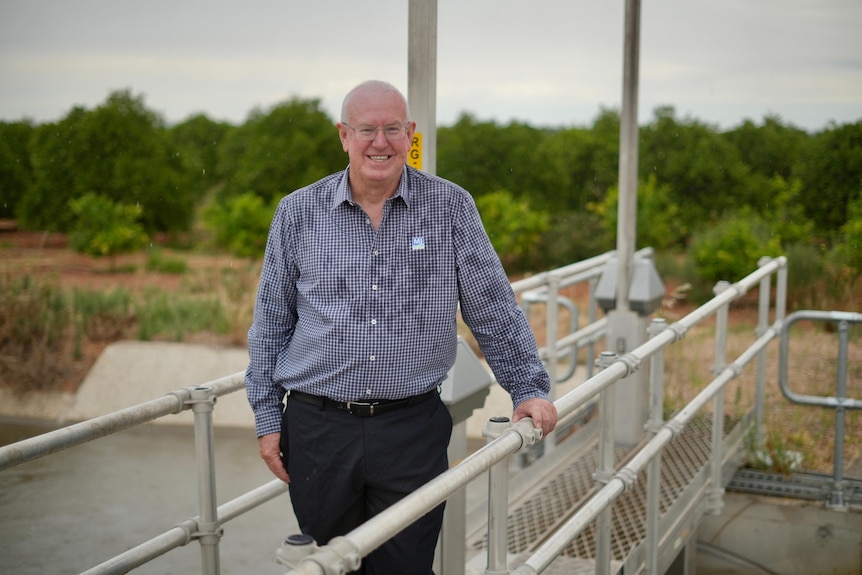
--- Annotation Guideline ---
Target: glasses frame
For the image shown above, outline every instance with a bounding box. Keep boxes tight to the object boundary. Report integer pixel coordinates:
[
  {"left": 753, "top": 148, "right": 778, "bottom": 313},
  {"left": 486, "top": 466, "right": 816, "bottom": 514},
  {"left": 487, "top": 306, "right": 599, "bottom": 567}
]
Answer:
[{"left": 341, "top": 122, "right": 410, "bottom": 142}]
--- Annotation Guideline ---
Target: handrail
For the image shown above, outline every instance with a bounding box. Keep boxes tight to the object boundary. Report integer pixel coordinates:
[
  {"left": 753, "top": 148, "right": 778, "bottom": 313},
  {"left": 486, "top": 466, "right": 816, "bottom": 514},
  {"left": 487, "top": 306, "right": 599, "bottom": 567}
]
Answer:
[
  {"left": 0, "top": 372, "right": 246, "bottom": 471},
  {"left": 778, "top": 309, "right": 862, "bottom": 509},
  {"left": 283, "top": 258, "right": 789, "bottom": 574}
]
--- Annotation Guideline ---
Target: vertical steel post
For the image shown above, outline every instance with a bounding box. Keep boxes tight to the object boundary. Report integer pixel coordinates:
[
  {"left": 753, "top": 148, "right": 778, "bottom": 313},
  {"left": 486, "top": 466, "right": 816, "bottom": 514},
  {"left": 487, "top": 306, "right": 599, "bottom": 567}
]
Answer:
[
  {"left": 615, "top": 0, "right": 641, "bottom": 313},
  {"left": 708, "top": 282, "right": 730, "bottom": 515},
  {"left": 408, "top": 0, "right": 437, "bottom": 175},
  {"left": 189, "top": 386, "right": 221, "bottom": 575},
  {"left": 545, "top": 275, "right": 561, "bottom": 453},
  {"left": 585, "top": 276, "right": 599, "bottom": 379},
  {"left": 484, "top": 417, "right": 512, "bottom": 575},
  {"left": 754, "top": 258, "right": 772, "bottom": 448},
  {"left": 829, "top": 319, "right": 850, "bottom": 509},
  {"left": 645, "top": 318, "right": 666, "bottom": 574},
  {"left": 595, "top": 351, "right": 618, "bottom": 575}
]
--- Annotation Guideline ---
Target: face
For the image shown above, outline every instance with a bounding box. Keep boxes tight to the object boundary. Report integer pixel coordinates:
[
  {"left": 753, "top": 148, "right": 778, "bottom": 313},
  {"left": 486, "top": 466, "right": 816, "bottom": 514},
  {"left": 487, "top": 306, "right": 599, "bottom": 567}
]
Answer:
[{"left": 338, "top": 86, "right": 416, "bottom": 194}]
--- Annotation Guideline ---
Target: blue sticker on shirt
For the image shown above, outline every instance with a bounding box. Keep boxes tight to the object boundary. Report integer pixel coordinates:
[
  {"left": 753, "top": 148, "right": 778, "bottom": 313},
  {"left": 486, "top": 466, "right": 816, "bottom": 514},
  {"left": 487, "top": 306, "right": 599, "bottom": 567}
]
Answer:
[{"left": 411, "top": 237, "right": 425, "bottom": 251}]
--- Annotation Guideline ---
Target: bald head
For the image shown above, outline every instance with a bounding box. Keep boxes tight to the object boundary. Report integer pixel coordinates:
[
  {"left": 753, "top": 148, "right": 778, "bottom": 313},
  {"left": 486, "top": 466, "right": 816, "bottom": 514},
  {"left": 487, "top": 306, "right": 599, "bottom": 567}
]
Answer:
[{"left": 340, "top": 80, "right": 411, "bottom": 125}]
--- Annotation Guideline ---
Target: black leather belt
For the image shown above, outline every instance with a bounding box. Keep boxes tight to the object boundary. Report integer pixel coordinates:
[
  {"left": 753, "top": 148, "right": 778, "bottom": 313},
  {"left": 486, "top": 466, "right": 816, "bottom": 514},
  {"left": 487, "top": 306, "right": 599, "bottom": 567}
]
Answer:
[{"left": 289, "top": 388, "right": 438, "bottom": 417}]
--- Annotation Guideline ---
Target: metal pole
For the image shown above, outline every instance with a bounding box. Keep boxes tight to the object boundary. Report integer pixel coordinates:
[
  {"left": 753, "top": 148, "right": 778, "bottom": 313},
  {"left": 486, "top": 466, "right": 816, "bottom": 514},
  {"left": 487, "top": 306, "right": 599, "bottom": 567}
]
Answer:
[
  {"left": 708, "top": 283, "right": 730, "bottom": 515},
  {"left": 190, "top": 386, "right": 221, "bottom": 575},
  {"left": 595, "top": 351, "right": 618, "bottom": 575},
  {"left": 484, "top": 417, "right": 512, "bottom": 575},
  {"left": 615, "top": 0, "right": 642, "bottom": 312},
  {"left": 755, "top": 258, "right": 772, "bottom": 448},
  {"left": 408, "top": 0, "right": 437, "bottom": 175},
  {"left": 829, "top": 319, "right": 850, "bottom": 509}
]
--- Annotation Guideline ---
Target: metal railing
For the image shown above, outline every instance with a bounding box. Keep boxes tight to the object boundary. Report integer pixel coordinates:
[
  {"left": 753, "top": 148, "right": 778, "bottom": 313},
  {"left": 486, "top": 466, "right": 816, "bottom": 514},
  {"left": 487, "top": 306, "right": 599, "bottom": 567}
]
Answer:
[
  {"left": 8, "top": 252, "right": 853, "bottom": 575},
  {"left": 279, "top": 256, "right": 792, "bottom": 574},
  {"left": 0, "top": 373, "right": 288, "bottom": 574},
  {"left": 778, "top": 309, "right": 862, "bottom": 509}
]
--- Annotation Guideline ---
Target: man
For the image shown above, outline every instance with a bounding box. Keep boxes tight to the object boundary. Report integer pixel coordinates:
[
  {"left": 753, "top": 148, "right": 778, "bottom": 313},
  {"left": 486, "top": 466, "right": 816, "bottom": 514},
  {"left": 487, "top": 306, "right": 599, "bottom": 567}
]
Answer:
[{"left": 246, "top": 79, "right": 557, "bottom": 574}]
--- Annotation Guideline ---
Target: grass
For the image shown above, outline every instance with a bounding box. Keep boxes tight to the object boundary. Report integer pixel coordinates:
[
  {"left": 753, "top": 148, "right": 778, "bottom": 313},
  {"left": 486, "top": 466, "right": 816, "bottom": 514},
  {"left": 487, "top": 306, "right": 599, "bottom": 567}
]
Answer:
[{"left": 661, "top": 314, "right": 861, "bottom": 475}]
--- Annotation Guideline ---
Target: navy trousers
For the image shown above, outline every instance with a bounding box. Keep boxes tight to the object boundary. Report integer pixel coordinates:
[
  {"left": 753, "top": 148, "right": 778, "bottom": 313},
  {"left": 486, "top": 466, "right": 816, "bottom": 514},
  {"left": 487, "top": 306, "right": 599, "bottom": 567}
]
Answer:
[{"left": 281, "top": 393, "right": 452, "bottom": 575}]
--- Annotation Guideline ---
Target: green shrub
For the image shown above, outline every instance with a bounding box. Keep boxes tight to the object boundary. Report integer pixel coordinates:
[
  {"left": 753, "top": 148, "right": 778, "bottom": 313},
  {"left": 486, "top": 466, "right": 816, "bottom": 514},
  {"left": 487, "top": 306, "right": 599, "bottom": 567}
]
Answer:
[
  {"left": 203, "top": 192, "right": 275, "bottom": 258},
  {"left": 476, "top": 189, "right": 550, "bottom": 272},
  {"left": 69, "top": 193, "right": 148, "bottom": 260},
  {"left": 687, "top": 212, "right": 782, "bottom": 300}
]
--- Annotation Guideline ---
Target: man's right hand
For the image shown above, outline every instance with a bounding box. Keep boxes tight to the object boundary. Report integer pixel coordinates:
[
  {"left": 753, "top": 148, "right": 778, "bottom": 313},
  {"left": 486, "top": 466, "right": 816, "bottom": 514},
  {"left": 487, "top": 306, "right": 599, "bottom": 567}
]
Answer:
[{"left": 258, "top": 432, "right": 290, "bottom": 483}]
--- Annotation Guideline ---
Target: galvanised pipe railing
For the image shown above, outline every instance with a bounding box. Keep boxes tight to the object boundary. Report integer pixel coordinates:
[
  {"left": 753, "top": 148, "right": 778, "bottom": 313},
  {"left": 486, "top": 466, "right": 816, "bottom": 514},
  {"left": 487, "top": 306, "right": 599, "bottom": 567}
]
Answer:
[
  {"left": 283, "top": 256, "right": 788, "bottom": 574},
  {"left": 0, "top": 372, "right": 246, "bottom": 470},
  {"left": 779, "top": 309, "right": 862, "bottom": 510}
]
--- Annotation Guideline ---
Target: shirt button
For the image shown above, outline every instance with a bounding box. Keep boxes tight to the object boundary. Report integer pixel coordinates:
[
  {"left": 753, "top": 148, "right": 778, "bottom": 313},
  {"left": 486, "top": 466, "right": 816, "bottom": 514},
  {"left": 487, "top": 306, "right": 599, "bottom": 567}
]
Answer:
[
  {"left": 371, "top": 284, "right": 378, "bottom": 291},
  {"left": 371, "top": 319, "right": 377, "bottom": 325},
  {"left": 366, "top": 389, "right": 372, "bottom": 395},
  {"left": 373, "top": 250, "right": 379, "bottom": 256},
  {"left": 365, "top": 218, "right": 371, "bottom": 225},
  {"left": 369, "top": 355, "right": 376, "bottom": 362}
]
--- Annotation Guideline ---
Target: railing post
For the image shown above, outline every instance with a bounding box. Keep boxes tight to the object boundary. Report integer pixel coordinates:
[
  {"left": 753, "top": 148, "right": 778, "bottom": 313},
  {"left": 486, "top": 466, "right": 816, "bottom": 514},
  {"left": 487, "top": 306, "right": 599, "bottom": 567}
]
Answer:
[
  {"left": 484, "top": 417, "right": 512, "bottom": 575},
  {"left": 708, "top": 281, "right": 730, "bottom": 515},
  {"left": 828, "top": 319, "right": 851, "bottom": 510},
  {"left": 188, "top": 385, "right": 222, "bottom": 575},
  {"left": 645, "top": 318, "right": 666, "bottom": 574},
  {"left": 754, "top": 257, "right": 772, "bottom": 449},
  {"left": 594, "top": 351, "right": 618, "bottom": 575},
  {"left": 585, "top": 275, "right": 600, "bottom": 379},
  {"left": 545, "top": 274, "right": 561, "bottom": 453}
]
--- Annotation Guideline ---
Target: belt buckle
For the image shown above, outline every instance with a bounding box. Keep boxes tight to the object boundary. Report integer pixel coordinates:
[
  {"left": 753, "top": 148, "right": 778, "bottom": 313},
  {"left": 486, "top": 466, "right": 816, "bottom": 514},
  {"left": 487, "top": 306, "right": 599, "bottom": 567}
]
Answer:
[{"left": 346, "top": 401, "right": 376, "bottom": 416}]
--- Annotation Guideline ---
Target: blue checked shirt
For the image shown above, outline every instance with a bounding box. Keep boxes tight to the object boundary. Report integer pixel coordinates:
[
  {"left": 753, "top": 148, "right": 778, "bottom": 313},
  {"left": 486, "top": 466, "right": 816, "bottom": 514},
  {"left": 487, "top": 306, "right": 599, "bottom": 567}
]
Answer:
[{"left": 245, "top": 165, "right": 551, "bottom": 437}]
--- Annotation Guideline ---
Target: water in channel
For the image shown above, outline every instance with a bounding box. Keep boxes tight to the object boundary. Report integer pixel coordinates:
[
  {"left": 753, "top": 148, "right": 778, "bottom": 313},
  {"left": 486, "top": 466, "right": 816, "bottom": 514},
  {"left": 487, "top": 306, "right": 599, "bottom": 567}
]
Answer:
[{"left": 0, "top": 420, "right": 297, "bottom": 575}]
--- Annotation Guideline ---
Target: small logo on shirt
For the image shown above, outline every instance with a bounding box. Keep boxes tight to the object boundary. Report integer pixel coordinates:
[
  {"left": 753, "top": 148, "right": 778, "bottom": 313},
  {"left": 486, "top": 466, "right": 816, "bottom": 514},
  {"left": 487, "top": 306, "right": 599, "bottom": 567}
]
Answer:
[{"left": 411, "top": 237, "right": 426, "bottom": 251}]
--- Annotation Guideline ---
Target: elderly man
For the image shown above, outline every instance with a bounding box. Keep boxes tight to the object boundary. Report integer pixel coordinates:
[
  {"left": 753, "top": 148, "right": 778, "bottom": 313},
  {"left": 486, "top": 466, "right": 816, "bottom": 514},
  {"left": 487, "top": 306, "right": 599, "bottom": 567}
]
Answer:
[{"left": 246, "top": 79, "right": 557, "bottom": 574}]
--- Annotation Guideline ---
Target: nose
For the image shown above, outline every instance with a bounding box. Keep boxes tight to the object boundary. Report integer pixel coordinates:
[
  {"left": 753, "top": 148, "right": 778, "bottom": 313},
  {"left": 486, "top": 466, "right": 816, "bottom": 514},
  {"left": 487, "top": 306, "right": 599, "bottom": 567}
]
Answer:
[{"left": 371, "top": 128, "right": 389, "bottom": 145}]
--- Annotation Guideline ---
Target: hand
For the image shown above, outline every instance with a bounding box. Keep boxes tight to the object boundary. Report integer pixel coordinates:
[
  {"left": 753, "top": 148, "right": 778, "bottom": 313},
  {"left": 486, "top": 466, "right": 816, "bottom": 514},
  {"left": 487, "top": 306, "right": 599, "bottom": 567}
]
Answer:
[
  {"left": 513, "top": 398, "right": 558, "bottom": 438},
  {"left": 258, "top": 432, "right": 290, "bottom": 483}
]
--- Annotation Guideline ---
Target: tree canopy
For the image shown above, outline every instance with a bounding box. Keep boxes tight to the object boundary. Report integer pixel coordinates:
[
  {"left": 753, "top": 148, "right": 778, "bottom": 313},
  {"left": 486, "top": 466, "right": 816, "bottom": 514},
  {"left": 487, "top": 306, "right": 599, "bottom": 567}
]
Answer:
[{"left": 1, "top": 89, "right": 859, "bottom": 285}]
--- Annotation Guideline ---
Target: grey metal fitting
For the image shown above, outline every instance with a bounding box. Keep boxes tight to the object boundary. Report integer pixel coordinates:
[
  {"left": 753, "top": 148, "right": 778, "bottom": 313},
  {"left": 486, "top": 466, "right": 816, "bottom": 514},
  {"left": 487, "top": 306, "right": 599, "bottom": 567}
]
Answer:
[
  {"left": 713, "top": 280, "right": 731, "bottom": 296},
  {"left": 276, "top": 534, "right": 319, "bottom": 569},
  {"left": 592, "top": 469, "right": 614, "bottom": 485},
  {"left": 665, "top": 419, "right": 685, "bottom": 439},
  {"left": 482, "top": 416, "right": 511, "bottom": 440},
  {"left": 187, "top": 385, "right": 218, "bottom": 412},
  {"left": 647, "top": 317, "right": 667, "bottom": 336},
  {"left": 325, "top": 536, "right": 362, "bottom": 573},
  {"left": 666, "top": 321, "right": 688, "bottom": 343},
  {"left": 596, "top": 350, "right": 617, "bottom": 370},
  {"left": 165, "top": 388, "right": 194, "bottom": 414},
  {"left": 513, "top": 418, "right": 544, "bottom": 449},
  {"left": 618, "top": 352, "right": 641, "bottom": 376},
  {"left": 616, "top": 467, "right": 638, "bottom": 491}
]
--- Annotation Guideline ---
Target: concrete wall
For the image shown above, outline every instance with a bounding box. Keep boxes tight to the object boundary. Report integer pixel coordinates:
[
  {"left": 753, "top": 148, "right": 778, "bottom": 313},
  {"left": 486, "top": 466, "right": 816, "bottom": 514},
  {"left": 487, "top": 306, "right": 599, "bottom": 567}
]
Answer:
[{"left": 696, "top": 492, "right": 862, "bottom": 574}]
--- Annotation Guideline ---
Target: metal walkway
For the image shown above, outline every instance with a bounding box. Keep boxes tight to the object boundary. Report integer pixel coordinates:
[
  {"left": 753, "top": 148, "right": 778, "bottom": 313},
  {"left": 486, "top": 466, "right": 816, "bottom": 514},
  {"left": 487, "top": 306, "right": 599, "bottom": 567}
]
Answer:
[{"left": 465, "top": 413, "right": 747, "bottom": 573}]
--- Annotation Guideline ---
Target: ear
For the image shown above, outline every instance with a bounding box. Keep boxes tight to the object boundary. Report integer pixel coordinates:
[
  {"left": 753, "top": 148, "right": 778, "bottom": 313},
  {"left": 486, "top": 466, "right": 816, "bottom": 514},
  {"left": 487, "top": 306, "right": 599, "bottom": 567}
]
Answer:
[{"left": 337, "top": 123, "right": 349, "bottom": 152}]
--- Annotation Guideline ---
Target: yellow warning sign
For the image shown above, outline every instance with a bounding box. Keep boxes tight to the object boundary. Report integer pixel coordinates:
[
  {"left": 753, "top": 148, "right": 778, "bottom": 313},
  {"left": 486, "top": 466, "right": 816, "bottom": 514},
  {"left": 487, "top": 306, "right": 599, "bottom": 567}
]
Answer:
[{"left": 408, "top": 132, "right": 422, "bottom": 170}]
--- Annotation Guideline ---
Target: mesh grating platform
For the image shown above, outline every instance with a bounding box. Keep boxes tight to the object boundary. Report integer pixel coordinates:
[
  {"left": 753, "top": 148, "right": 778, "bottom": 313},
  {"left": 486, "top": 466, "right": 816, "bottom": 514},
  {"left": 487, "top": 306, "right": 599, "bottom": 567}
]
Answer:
[{"left": 469, "top": 415, "right": 735, "bottom": 564}]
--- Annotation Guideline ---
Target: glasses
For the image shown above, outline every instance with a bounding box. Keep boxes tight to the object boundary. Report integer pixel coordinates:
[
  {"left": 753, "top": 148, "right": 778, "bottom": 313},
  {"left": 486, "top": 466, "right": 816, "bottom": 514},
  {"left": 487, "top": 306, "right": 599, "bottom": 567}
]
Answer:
[{"left": 342, "top": 123, "right": 409, "bottom": 141}]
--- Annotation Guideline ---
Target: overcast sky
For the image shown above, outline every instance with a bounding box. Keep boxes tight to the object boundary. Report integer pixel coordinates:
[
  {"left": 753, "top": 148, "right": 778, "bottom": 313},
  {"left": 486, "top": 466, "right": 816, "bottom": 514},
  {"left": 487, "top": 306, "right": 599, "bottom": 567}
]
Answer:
[{"left": 1, "top": 0, "right": 860, "bottom": 132}]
